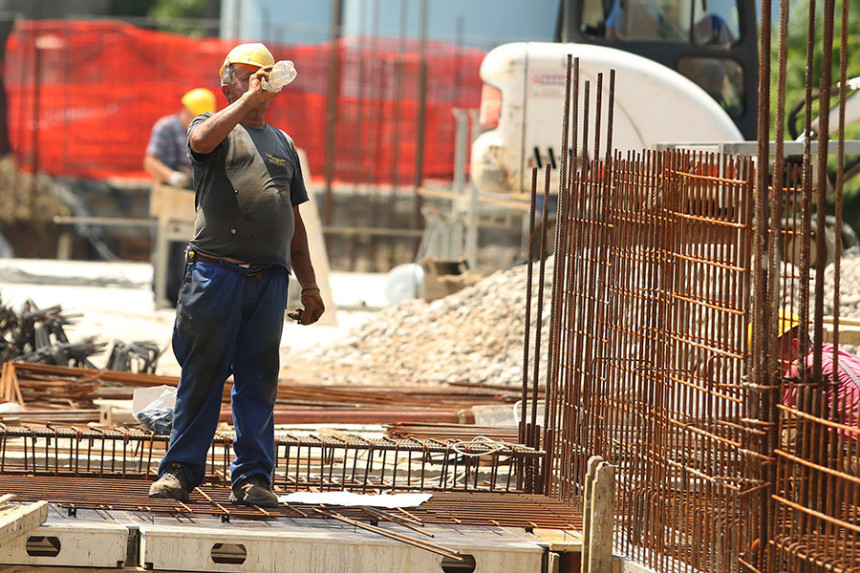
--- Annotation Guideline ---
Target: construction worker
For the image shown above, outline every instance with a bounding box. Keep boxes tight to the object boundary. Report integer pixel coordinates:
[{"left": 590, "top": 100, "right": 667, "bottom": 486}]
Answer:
[
  {"left": 144, "top": 88, "right": 217, "bottom": 307},
  {"left": 148, "top": 43, "right": 325, "bottom": 507},
  {"left": 758, "top": 311, "right": 859, "bottom": 472},
  {"left": 144, "top": 88, "right": 216, "bottom": 188}
]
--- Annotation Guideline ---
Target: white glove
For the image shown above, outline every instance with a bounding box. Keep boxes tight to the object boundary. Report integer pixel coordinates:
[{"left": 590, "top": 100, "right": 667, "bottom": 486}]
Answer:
[{"left": 167, "top": 171, "right": 190, "bottom": 188}]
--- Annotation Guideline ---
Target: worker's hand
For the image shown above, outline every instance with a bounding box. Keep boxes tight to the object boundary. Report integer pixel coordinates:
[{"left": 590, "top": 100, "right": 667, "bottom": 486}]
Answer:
[
  {"left": 167, "top": 171, "right": 190, "bottom": 188},
  {"left": 298, "top": 284, "right": 325, "bottom": 325},
  {"left": 248, "top": 68, "right": 280, "bottom": 102}
]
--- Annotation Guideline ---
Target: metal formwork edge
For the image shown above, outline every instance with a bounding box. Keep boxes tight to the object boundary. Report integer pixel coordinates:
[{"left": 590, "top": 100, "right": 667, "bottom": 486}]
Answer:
[
  {"left": 0, "top": 521, "right": 129, "bottom": 568},
  {"left": 138, "top": 523, "right": 546, "bottom": 573}
]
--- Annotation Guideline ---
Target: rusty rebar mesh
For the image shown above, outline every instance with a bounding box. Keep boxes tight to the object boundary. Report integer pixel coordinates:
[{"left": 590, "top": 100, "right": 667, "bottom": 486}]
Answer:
[
  {"left": 540, "top": 147, "right": 762, "bottom": 570},
  {"left": 0, "top": 423, "right": 542, "bottom": 495},
  {"left": 771, "top": 403, "right": 860, "bottom": 571},
  {"left": 525, "top": 0, "right": 859, "bottom": 569},
  {"left": 770, "top": 274, "right": 860, "bottom": 573},
  {"left": 537, "top": 142, "right": 859, "bottom": 572},
  {"left": 766, "top": 163, "right": 860, "bottom": 571},
  {"left": 758, "top": 0, "right": 860, "bottom": 570},
  {"left": 0, "top": 474, "right": 581, "bottom": 529}
]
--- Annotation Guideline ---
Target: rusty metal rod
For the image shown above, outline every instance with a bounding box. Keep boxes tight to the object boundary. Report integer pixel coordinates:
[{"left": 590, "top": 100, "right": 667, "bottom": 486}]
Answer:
[{"left": 313, "top": 507, "right": 463, "bottom": 560}]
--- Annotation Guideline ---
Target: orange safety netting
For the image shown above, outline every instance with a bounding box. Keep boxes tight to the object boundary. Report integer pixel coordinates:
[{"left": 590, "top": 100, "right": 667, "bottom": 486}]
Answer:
[{"left": 3, "top": 20, "right": 485, "bottom": 183}]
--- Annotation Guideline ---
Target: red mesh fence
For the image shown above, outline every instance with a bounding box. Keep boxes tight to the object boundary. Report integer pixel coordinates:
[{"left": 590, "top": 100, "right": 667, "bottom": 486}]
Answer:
[{"left": 3, "top": 20, "right": 485, "bottom": 184}]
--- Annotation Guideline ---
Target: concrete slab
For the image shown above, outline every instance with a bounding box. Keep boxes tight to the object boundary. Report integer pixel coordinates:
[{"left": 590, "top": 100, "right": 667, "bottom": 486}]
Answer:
[
  {"left": 139, "top": 521, "right": 544, "bottom": 572},
  {"left": 0, "top": 507, "right": 551, "bottom": 573}
]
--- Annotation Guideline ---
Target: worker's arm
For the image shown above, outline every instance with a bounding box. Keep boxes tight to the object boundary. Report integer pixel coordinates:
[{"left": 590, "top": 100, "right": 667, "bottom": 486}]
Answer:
[
  {"left": 290, "top": 205, "right": 324, "bottom": 325},
  {"left": 189, "top": 69, "right": 276, "bottom": 155},
  {"left": 144, "top": 154, "right": 189, "bottom": 187},
  {"left": 143, "top": 154, "right": 172, "bottom": 183}
]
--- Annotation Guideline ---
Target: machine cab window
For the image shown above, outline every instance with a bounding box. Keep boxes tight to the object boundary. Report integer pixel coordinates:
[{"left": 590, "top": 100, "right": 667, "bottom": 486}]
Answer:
[
  {"left": 581, "top": 0, "right": 740, "bottom": 44},
  {"left": 578, "top": 0, "right": 749, "bottom": 125}
]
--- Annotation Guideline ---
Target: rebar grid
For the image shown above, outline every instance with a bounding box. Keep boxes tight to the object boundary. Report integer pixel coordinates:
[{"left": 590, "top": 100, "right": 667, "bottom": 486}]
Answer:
[
  {"left": 0, "top": 423, "right": 542, "bottom": 495},
  {"left": 764, "top": 157, "right": 860, "bottom": 571},
  {"left": 527, "top": 0, "right": 859, "bottom": 567},
  {"left": 757, "top": 0, "right": 860, "bottom": 572},
  {"left": 0, "top": 473, "right": 581, "bottom": 529},
  {"left": 538, "top": 143, "right": 760, "bottom": 571},
  {"left": 535, "top": 141, "right": 859, "bottom": 573}
]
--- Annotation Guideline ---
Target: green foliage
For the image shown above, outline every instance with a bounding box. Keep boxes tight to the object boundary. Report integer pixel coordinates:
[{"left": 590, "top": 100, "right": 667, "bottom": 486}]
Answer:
[
  {"left": 148, "top": 0, "right": 209, "bottom": 20},
  {"left": 106, "top": 0, "right": 212, "bottom": 36},
  {"left": 770, "top": 0, "right": 860, "bottom": 231},
  {"left": 771, "top": 0, "right": 860, "bottom": 135},
  {"left": 147, "top": 0, "right": 211, "bottom": 37}
]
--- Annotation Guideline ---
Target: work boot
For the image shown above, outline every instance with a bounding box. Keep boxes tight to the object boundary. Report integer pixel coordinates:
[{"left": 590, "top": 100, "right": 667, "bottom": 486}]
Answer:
[
  {"left": 148, "top": 463, "right": 189, "bottom": 502},
  {"left": 229, "top": 475, "right": 278, "bottom": 508}
]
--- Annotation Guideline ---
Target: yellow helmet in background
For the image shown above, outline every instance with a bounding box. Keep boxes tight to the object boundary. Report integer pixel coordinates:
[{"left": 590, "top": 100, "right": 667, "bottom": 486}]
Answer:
[
  {"left": 219, "top": 42, "right": 275, "bottom": 78},
  {"left": 181, "top": 88, "right": 216, "bottom": 116},
  {"left": 747, "top": 309, "right": 802, "bottom": 350},
  {"left": 777, "top": 310, "right": 802, "bottom": 338}
]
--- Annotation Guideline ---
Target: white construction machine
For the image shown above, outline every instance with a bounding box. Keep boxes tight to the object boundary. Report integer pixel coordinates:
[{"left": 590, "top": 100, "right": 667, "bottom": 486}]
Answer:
[
  {"left": 409, "top": 0, "right": 860, "bottom": 299},
  {"left": 471, "top": 0, "right": 758, "bottom": 198},
  {"left": 465, "top": 0, "right": 860, "bottom": 264}
]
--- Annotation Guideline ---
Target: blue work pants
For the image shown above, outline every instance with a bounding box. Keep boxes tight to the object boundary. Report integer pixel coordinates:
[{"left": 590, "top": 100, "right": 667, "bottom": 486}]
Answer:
[{"left": 157, "top": 255, "right": 288, "bottom": 488}]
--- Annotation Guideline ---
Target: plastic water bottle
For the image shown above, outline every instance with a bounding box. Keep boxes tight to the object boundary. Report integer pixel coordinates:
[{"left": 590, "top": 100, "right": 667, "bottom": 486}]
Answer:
[{"left": 262, "top": 60, "right": 297, "bottom": 92}]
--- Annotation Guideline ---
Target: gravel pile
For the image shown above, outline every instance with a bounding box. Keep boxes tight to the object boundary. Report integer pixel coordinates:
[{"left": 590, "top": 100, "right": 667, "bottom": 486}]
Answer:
[
  {"left": 290, "top": 248, "right": 860, "bottom": 387},
  {"left": 824, "top": 248, "right": 860, "bottom": 317},
  {"left": 777, "top": 247, "right": 860, "bottom": 320},
  {"left": 294, "top": 259, "right": 556, "bottom": 387}
]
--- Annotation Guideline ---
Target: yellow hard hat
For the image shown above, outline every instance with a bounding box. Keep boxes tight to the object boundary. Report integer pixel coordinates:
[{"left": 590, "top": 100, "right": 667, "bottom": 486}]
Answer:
[
  {"left": 219, "top": 42, "right": 275, "bottom": 78},
  {"left": 181, "top": 88, "right": 216, "bottom": 116},
  {"left": 777, "top": 310, "right": 801, "bottom": 338},
  {"left": 747, "top": 309, "right": 801, "bottom": 350}
]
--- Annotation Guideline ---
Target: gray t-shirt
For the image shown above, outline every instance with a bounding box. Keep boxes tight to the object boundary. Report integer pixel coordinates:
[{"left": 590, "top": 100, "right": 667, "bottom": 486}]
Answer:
[{"left": 187, "top": 113, "right": 308, "bottom": 271}]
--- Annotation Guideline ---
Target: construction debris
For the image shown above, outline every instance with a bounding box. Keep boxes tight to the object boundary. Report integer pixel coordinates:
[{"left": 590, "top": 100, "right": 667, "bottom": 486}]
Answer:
[
  {"left": 0, "top": 296, "right": 162, "bottom": 374},
  {"left": 286, "top": 245, "right": 860, "bottom": 390},
  {"left": 823, "top": 248, "right": 860, "bottom": 349},
  {"left": 0, "top": 362, "right": 529, "bottom": 426},
  {"left": 0, "top": 421, "right": 543, "bottom": 495}
]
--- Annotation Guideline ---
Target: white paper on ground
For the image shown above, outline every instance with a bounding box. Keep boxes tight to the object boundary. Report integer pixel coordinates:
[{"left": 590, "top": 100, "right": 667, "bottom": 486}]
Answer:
[{"left": 278, "top": 491, "right": 432, "bottom": 508}]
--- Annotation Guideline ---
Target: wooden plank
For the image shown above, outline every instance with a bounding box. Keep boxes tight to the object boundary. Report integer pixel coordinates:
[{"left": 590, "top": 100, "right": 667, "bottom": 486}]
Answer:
[
  {"left": 13, "top": 363, "right": 23, "bottom": 406},
  {"left": 0, "top": 501, "right": 48, "bottom": 547},
  {"left": 296, "top": 149, "right": 337, "bottom": 325},
  {"left": 149, "top": 182, "right": 195, "bottom": 220},
  {"left": 0, "top": 362, "right": 9, "bottom": 403},
  {"left": 823, "top": 325, "right": 860, "bottom": 345},
  {"left": 0, "top": 362, "right": 24, "bottom": 406},
  {"left": 582, "top": 457, "right": 615, "bottom": 573},
  {"left": 824, "top": 316, "right": 860, "bottom": 326}
]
